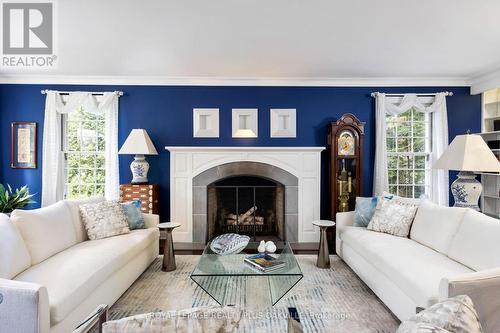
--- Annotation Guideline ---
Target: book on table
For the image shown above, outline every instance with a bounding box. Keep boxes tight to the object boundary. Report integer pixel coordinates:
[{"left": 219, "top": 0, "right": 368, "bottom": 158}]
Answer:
[{"left": 244, "top": 253, "right": 285, "bottom": 272}]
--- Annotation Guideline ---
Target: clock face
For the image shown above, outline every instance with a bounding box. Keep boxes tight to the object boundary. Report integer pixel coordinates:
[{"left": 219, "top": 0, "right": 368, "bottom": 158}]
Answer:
[{"left": 338, "top": 130, "right": 355, "bottom": 156}]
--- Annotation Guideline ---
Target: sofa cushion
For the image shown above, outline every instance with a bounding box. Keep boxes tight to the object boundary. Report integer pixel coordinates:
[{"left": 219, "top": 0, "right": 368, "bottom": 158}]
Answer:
[
  {"left": 80, "top": 201, "right": 130, "bottom": 240},
  {"left": 354, "top": 197, "right": 378, "bottom": 227},
  {"left": 0, "top": 214, "right": 31, "bottom": 279},
  {"left": 64, "top": 196, "right": 105, "bottom": 242},
  {"left": 410, "top": 201, "right": 467, "bottom": 255},
  {"left": 11, "top": 201, "right": 78, "bottom": 265},
  {"left": 339, "top": 227, "right": 472, "bottom": 307},
  {"left": 448, "top": 209, "right": 500, "bottom": 271},
  {"left": 120, "top": 200, "right": 145, "bottom": 230},
  {"left": 14, "top": 227, "right": 159, "bottom": 325},
  {"left": 367, "top": 196, "right": 418, "bottom": 237}
]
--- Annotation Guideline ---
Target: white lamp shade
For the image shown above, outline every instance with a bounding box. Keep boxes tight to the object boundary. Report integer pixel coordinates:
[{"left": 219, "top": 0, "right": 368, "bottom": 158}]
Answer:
[
  {"left": 433, "top": 134, "right": 500, "bottom": 172},
  {"left": 119, "top": 129, "right": 158, "bottom": 155}
]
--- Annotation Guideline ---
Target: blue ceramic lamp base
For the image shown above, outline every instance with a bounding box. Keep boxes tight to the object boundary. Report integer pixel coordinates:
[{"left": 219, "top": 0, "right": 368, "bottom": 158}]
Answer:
[
  {"left": 131, "top": 154, "right": 150, "bottom": 184},
  {"left": 451, "top": 171, "right": 481, "bottom": 211}
]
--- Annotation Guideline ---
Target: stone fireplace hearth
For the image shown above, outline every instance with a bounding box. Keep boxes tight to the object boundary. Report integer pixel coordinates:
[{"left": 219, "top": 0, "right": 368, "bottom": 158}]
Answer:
[{"left": 165, "top": 146, "right": 324, "bottom": 244}]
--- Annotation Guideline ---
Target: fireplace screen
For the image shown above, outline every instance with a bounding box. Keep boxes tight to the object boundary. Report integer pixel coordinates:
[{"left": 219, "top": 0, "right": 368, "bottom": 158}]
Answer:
[{"left": 207, "top": 176, "right": 285, "bottom": 242}]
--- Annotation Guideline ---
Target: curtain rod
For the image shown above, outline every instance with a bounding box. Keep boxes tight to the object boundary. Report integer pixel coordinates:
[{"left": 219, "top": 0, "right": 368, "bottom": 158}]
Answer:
[
  {"left": 370, "top": 92, "right": 453, "bottom": 97},
  {"left": 40, "top": 89, "right": 124, "bottom": 96}
]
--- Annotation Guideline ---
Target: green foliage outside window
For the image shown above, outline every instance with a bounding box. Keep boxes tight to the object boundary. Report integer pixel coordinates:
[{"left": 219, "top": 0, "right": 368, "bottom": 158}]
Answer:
[
  {"left": 64, "top": 108, "right": 106, "bottom": 199},
  {"left": 386, "top": 108, "right": 431, "bottom": 198}
]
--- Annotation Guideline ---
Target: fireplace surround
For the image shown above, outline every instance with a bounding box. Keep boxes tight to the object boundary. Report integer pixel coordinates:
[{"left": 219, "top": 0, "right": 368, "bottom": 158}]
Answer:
[
  {"left": 166, "top": 146, "right": 324, "bottom": 243},
  {"left": 198, "top": 164, "right": 292, "bottom": 242},
  {"left": 207, "top": 175, "right": 285, "bottom": 241}
]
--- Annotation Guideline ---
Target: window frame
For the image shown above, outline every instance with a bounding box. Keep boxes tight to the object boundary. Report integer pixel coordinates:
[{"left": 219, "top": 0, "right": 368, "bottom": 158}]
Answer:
[
  {"left": 386, "top": 97, "right": 434, "bottom": 199},
  {"left": 61, "top": 96, "right": 106, "bottom": 200}
]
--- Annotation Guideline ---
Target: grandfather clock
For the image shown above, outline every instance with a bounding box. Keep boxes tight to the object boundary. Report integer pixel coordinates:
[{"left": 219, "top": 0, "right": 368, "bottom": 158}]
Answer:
[{"left": 328, "top": 114, "right": 365, "bottom": 249}]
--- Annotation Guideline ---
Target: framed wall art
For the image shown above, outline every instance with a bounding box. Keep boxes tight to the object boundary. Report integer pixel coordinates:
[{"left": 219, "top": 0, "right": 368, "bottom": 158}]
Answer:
[{"left": 11, "top": 122, "right": 37, "bottom": 169}]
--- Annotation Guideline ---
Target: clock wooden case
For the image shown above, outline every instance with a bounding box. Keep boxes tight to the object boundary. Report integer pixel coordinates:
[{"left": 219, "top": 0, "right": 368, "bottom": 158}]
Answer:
[{"left": 328, "top": 113, "right": 365, "bottom": 226}]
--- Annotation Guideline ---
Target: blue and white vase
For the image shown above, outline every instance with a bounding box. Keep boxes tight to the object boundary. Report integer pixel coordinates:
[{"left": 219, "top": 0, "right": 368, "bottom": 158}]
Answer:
[
  {"left": 451, "top": 171, "right": 481, "bottom": 211},
  {"left": 131, "top": 154, "right": 150, "bottom": 184}
]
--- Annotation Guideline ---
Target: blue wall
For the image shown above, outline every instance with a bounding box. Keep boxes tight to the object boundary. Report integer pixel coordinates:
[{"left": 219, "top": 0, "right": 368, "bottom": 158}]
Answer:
[{"left": 0, "top": 84, "right": 481, "bottom": 219}]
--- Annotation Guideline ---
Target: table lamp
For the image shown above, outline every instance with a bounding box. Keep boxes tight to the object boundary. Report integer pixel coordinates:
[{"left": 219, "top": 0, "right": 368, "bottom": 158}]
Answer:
[
  {"left": 433, "top": 133, "right": 500, "bottom": 210},
  {"left": 119, "top": 129, "right": 158, "bottom": 184}
]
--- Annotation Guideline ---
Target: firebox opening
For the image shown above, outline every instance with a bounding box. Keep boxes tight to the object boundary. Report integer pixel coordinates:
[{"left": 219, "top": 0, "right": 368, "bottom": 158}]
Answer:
[{"left": 207, "top": 175, "right": 285, "bottom": 242}]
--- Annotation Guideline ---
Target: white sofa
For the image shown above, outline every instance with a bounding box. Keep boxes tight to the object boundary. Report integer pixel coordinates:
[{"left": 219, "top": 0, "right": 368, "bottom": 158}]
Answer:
[
  {"left": 0, "top": 199, "right": 160, "bottom": 333},
  {"left": 336, "top": 200, "right": 500, "bottom": 333}
]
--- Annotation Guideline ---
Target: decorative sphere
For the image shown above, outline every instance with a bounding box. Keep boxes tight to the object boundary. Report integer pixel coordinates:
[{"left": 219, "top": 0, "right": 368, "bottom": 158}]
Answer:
[
  {"left": 265, "top": 241, "right": 277, "bottom": 253},
  {"left": 257, "top": 240, "right": 266, "bottom": 253}
]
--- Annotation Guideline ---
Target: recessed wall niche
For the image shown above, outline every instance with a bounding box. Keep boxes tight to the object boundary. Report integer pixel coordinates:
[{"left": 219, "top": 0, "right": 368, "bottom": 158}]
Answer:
[
  {"left": 232, "top": 108, "right": 258, "bottom": 138},
  {"left": 193, "top": 108, "right": 219, "bottom": 138},
  {"left": 270, "top": 108, "right": 296, "bottom": 138}
]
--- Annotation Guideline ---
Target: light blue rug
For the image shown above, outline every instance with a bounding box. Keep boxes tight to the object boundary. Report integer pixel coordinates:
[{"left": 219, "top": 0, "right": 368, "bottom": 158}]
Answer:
[{"left": 110, "top": 255, "right": 399, "bottom": 332}]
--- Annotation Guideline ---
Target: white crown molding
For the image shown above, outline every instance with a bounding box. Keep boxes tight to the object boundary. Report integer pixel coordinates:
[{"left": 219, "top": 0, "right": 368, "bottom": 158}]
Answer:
[
  {"left": 165, "top": 146, "right": 326, "bottom": 151},
  {"left": 0, "top": 74, "right": 470, "bottom": 87},
  {"left": 468, "top": 68, "right": 500, "bottom": 95}
]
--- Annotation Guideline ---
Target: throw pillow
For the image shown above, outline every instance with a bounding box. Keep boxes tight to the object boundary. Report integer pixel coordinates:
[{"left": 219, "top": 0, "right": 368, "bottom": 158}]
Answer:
[
  {"left": 382, "top": 191, "right": 422, "bottom": 206},
  {"left": 396, "top": 295, "right": 483, "bottom": 333},
  {"left": 80, "top": 201, "right": 130, "bottom": 240},
  {"left": 64, "top": 196, "right": 105, "bottom": 242},
  {"left": 120, "top": 200, "right": 145, "bottom": 230},
  {"left": 354, "top": 197, "right": 378, "bottom": 227},
  {"left": 367, "top": 195, "right": 419, "bottom": 237}
]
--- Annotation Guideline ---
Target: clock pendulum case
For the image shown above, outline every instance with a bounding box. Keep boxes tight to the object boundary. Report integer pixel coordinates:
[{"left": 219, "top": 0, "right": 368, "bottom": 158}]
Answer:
[{"left": 327, "top": 113, "right": 365, "bottom": 251}]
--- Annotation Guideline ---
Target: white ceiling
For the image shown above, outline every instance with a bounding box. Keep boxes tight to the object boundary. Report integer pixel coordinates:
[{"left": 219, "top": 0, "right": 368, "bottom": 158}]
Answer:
[{"left": 2, "top": 0, "right": 500, "bottom": 92}]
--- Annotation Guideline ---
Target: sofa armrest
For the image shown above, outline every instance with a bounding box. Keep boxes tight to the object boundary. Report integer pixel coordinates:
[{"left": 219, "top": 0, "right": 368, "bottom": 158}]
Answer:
[
  {"left": 336, "top": 211, "right": 355, "bottom": 228},
  {"left": 439, "top": 268, "right": 500, "bottom": 333},
  {"left": 0, "top": 278, "right": 50, "bottom": 333},
  {"left": 335, "top": 211, "right": 355, "bottom": 257},
  {"left": 143, "top": 213, "right": 160, "bottom": 228}
]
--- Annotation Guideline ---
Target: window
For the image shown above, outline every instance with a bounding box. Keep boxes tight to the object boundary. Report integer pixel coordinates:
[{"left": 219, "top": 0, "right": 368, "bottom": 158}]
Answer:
[
  {"left": 386, "top": 107, "right": 432, "bottom": 198},
  {"left": 62, "top": 107, "right": 106, "bottom": 199}
]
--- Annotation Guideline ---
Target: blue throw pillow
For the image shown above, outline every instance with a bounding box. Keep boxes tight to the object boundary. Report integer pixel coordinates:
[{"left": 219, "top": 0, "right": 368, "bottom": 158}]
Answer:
[
  {"left": 354, "top": 197, "right": 378, "bottom": 227},
  {"left": 120, "top": 200, "right": 145, "bottom": 230}
]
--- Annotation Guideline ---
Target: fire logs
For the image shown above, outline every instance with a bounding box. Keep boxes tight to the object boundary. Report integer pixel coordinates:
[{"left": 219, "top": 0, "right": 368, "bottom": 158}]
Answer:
[{"left": 226, "top": 206, "right": 264, "bottom": 225}]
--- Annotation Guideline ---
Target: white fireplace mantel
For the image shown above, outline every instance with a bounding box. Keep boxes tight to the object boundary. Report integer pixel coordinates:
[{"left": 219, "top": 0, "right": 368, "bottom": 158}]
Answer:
[{"left": 165, "top": 146, "right": 325, "bottom": 243}]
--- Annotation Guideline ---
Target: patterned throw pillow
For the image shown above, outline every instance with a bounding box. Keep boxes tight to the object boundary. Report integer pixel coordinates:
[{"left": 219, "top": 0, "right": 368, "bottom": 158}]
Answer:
[
  {"left": 354, "top": 197, "right": 378, "bottom": 227},
  {"left": 80, "top": 201, "right": 130, "bottom": 240},
  {"left": 367, "top": 196, "right": 418, "bottom": 237},
  {"left": 120, "top": 200, "right": 145, "bottom": 230},
  {"left": 396, "top": 295, "right": 483, "bottom": 333}
]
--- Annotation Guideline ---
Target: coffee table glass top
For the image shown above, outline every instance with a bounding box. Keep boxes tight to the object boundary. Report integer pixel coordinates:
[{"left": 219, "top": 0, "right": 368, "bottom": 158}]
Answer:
[{"left": 191, "top": 241, "right": 303, "bottom": 307}]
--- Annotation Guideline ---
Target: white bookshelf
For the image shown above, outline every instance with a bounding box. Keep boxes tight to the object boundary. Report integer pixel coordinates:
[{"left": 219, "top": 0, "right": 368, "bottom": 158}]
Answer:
[{"left": 480, "top": 88, "right": 500, "bottom": 218}]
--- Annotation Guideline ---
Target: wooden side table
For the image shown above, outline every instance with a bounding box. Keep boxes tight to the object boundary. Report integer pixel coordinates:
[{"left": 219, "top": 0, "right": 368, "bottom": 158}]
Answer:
[
  {"left": 119, "top": 184, "right": 159, "bottom": 214},
  {"left": 158, "top": 222, "right": 181, "bottom": 272},
  {"left": 312, "top": 220, "right": 336, "bottom": 269}
]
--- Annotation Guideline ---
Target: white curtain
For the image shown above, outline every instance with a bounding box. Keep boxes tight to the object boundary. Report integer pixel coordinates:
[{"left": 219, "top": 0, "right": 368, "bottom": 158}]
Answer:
[
  {"left": 373, "top": 93, "right": 449, "bottom": 206},
  {"left": 41, "top": 91, "right": 120, "bottom": 206}
]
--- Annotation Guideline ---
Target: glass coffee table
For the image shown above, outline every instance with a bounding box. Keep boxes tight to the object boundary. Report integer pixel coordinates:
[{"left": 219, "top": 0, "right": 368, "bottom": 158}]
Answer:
[{"left": 191, "top": 242, "right": 303, "bottom": 309}]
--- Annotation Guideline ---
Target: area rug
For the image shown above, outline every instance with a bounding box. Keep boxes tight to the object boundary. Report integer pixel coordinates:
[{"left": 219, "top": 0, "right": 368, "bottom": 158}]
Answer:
[{"left": 110, "top": 255, "right": 400, "bottom": 333}]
